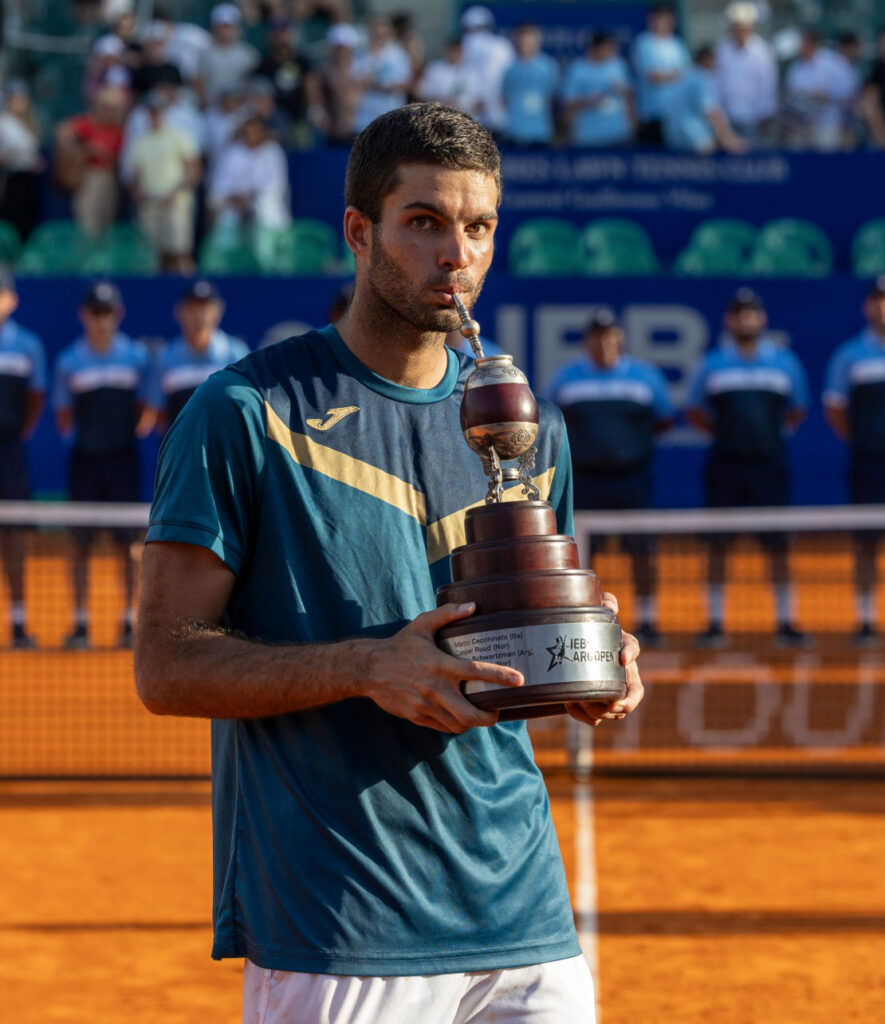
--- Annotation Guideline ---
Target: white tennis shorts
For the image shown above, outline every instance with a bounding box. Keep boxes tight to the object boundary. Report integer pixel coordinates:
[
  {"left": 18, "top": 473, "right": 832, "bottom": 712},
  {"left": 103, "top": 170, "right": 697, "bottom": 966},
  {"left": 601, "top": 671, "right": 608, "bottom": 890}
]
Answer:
[{"left": 242, "top": 954, "right": 595, "bottom": 1024}]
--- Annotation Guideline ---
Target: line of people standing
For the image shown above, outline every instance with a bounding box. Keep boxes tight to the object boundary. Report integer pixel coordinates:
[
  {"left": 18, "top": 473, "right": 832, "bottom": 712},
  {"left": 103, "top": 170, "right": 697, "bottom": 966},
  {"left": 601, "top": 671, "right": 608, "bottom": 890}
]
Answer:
[
  {"left": 547, "top": 282, "right": 885, "bottom": 648},
  {"left": 0, "top": 276, "right": 247, "bottom": 650}
]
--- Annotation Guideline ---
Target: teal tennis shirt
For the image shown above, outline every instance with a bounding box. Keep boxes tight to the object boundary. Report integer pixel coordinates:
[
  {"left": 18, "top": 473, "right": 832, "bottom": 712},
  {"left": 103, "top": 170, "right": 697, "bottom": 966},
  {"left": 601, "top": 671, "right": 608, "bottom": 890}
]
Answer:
[{"left": 146, "top": 325, "right": 581, "bottom": 975}]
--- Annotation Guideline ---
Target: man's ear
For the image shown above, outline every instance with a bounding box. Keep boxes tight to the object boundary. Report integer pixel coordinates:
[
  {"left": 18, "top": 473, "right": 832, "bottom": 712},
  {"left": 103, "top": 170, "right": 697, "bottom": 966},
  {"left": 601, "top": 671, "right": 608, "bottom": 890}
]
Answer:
[{"left": 343, "top": 206, "right": 372, "bottom": 259}]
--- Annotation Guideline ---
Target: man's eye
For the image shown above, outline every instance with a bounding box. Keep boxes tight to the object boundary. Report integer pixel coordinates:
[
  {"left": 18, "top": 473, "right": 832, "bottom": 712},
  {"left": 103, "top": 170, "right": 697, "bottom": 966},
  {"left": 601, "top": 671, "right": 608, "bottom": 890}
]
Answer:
[
  {"left": 411, "top": 217, "right": 434, "bottom": 229},
  {"left": 467, "top": 223, "right": 489, "bottom": 236}
]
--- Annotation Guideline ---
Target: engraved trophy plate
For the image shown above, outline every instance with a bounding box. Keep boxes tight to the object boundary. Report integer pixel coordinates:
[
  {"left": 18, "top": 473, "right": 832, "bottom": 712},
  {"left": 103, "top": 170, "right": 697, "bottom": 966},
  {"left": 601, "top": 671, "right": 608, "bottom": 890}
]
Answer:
[{"left": 434, "top": 297, "right": 626, "bottom": 720}]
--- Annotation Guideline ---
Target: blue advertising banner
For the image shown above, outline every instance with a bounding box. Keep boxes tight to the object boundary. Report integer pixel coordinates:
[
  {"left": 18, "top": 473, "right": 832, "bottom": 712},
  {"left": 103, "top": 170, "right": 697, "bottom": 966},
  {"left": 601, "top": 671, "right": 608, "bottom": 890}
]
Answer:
[
  {"left": 15, "top": 274, "right": 873, "bottom": 509},
  {"left": 287, "top": 149, "right": 885, "bottom": 271}
]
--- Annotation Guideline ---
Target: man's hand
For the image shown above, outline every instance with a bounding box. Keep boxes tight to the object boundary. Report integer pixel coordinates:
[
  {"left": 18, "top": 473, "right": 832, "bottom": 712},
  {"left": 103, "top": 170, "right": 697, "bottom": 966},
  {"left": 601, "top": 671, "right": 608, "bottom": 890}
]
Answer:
[
  {"left": 360, "top": 602, "right": 524, "bottom": 735},
  {"left": 564, "top": 591, "right": 644, "bottom": 727}
]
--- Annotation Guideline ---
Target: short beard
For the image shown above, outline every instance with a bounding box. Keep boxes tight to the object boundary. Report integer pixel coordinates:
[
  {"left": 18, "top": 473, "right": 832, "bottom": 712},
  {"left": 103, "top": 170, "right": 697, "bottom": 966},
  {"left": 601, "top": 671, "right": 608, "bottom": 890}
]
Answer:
[{"left": 366, "top": 225, "right": 487, "bottom": 334}]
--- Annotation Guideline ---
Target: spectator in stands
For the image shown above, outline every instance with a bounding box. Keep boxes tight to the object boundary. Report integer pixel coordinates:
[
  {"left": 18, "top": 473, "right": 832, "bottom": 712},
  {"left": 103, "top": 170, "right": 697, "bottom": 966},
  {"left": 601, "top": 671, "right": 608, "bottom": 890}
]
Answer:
[
  {"left": 391, "top": 11, "right": 426, "bottom": 100},
  {"left": 631, "top": 2, "right": 689, "bottom": 145},
  {"left": 148, "top": 10, "right": 211, "bottom": 85},
  {"left": 686, "top": 289, "right": 810, "bottom": 649},
  {"left": 242, "top": 77, "right": 287, "bottom": 141},
  {"left": 84, "top": 33, "right": 134, "bottom": 105},
  {"left": 0, "top": 80, "right": 44, "bottom": 241},
  {"left": 53, "top": 281, "right": 154, "bottom": 650},
  {"left": 663, "top": 46, "right": 748, "bottom": 154},
  {"left": 500, "top": 22, "right": 558, "bottom": 146},
  {"left": 0, "top": 271, "right": 46, "bottom": 650},
  {"left": 783, "top": 28, "right": 858, "bottom": 150},
  {"left": 862, "top": 29, "right": 885, "bottom": 147},
  {"left": 560, "top": 31, "right": 634, "bottom": 148},
  {"left": 548, "top": 308, "right": 673, "bottom": 646},
  {"left": 54, "top": 86, "right": 127, "bottom": 237},
  {"left": 255, "top": 16, "right": 315, "bottom": 144},
  {"left": 131, "top": 22, "right": 184, "bottom": 99},
  {"left": 125, "top": 90, "right": 201, "bottom": 273},
  {"left": 310, "top": 23, "right": 360, "bottom": 145},
  {"left": 458, "top": 5, "right": 515, "bottom": 132},
  {"left": 822, "top": 278, "right": 885, "bottom": 645},
  {"left": 834, "top": 33, "right": 864, "bottom": 148},
  {"left": 196, "top": 4, "right": 260, "bottom": 107},
  {"left": 714, "top": 2, "right": 777, "bottom": 144},
  {"left": 351, "top": 15, "right": 411, "bottom": 133},
  {"left": 121, "top": 77, "right": 205, "bottom": 177},
  {"left": 204, "top": 86, "right": 247, "bottom": 167},
  {"left": 415, "top": 38, "right": 480, "bottom": 114},
  {"left": 151, "top": 280, "right": 249, "bottom": 431},
  {"left": 208, "top": 113, "right": 291, "bottom": 236}
]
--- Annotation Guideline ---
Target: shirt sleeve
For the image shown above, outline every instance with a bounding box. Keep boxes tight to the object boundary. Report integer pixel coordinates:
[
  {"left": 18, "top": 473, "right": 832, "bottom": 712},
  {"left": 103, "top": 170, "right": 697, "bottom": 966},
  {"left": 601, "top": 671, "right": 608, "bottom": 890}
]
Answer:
[
  {"left": 52, "top": 351, "right": 71, "bottom": 411},
  {"left": 27, "top": 332, "right": 47, "bottom": 392},
  {"left": 146, "top": 348, "right": 165, "bottom": 410},
  {"left": 823, "top": 343, "right": 851, "bottom": 408},
  {"left": 648, "top": 365, "right": 674, "bottom": 421},
  {"left": 685, "top": 357, "right": 710, "bottom": 411},
  {"left": 146, "top": 368, "right": 267, "bottom": 575},
  {"left": 784, "top": 351, "right": 809, "bottom": 411}
]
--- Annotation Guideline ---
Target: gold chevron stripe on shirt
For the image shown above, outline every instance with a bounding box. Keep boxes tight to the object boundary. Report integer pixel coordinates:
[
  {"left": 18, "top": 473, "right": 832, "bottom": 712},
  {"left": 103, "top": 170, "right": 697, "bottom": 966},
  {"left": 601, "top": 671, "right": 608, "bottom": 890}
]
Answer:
[
  {"left": 265, "top": 401, "right": 555, "bottom": 564},
  {"left": 266, "top": 402, "right": 427, "bottom": 522}
]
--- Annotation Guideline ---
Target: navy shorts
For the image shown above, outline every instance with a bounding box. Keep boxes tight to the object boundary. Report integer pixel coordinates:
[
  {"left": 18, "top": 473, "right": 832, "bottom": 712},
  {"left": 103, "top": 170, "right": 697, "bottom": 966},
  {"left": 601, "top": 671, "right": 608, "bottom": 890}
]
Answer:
[
  {"left": 0, "top": 439, "right": 30, "bottom": 501},
  {"left": 574, "top": 465, "right": 655, "bottom": 554},
  {"left": 69, "top": 449, "right": 140, "bottom": 546},
  {"left": 705, "top": 453, "right": 789, "bottom": 550}
]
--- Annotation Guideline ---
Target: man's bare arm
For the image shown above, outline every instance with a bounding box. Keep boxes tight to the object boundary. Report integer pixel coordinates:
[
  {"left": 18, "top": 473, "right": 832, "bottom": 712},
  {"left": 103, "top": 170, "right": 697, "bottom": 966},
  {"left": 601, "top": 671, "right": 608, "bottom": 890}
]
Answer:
[
  {"left": 824, "top": 403, "right": 849, "bottom": 441},
  {"left": 134, "top": 541, "right": 524, "bottom": 733}
]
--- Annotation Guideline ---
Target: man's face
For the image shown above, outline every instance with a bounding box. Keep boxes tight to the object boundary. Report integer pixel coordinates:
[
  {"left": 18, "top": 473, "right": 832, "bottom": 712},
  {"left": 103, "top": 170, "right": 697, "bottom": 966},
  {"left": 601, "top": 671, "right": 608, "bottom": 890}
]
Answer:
[
  {"left": 363, "top": 164, "right": 499, "bottom": 334},
  {"left": 585, "top": 326, "right": 622, "bottom": 367},
  {"left": 649, "top": 11, "right": 674, "bottom": 35},
  {"left": 515, "top": 27, "right": 541, "bottom": 59},
  {"left": 865, "top": 294, "right": 885, "bottom": 333},
  {"left": 731, "top": 24, "right": 752, "bottom": 45},
  {"left": 0, "top": 288, "right": 18, "bottom": 324},
  {"left": 215, "top": 22, "right": 238, "bottom": 46},
  {"left": 80, "top": 307, "right": 121, "bottom": 346},
  {"left": 176, "top": 298, "right": 223, "bottom": 345},
  {"left": 725, "top": 306, "right": 766, "bottom": 341}
]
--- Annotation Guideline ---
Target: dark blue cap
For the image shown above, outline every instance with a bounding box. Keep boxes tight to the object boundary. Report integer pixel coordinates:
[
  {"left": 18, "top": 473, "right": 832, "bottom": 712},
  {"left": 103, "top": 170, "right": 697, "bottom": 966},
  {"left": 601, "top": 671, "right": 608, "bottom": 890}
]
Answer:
[
  {"left": 180, "top": 279, "right": 221, "bottom": 302},
  {"left": 81, "top": 280, "right": 122, "bottom": 311},
  {"left": 867, "top": 276, "right": 885, "bottom": 297},
  {"left": 727, "top": 287, "right": 764, "bottom": 312},
  {"left": 586, "top": 306, "right": 620, "bottom": 332}
]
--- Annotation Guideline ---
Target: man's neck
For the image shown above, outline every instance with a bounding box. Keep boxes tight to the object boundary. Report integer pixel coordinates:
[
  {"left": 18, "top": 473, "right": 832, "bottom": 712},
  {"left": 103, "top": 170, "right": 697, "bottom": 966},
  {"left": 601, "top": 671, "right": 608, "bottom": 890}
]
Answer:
[{"left": 335, "top": 295, "right": 449, "bottom": 390}]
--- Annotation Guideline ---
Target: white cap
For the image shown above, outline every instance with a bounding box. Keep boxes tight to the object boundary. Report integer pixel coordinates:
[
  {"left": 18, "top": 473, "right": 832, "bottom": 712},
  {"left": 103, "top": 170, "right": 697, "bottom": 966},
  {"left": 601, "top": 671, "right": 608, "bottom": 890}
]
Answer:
[
  {"left": 211, "top": 3, "right": 242, "bottom": 27},
  {"left": 143, "top": 21, "right": 169, "bottom": 43},
  {"left": 93, "top": 34, "right": 126, "bottom": 57},
  {"left": 460, "top": 6, "right": 495, "bottom": 31},
  {"left": 726, "top": 2, "right": 759, "bottom": 26},
  {"left": 326, "top": 23, "right": 360, "bottom": 48}
]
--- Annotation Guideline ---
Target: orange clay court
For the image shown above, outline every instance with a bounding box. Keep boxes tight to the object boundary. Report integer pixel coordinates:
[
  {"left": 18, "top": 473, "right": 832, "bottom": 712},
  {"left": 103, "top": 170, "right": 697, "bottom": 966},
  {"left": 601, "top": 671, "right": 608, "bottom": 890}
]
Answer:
[{"left": 1, "top": 532, "right": 885, "bottom": 1021}]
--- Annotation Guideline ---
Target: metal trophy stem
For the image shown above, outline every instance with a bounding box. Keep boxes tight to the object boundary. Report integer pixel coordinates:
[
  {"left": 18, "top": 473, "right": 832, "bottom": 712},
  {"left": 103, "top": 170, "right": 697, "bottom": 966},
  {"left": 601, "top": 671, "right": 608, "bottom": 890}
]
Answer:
[{"left": 436, "top": 297, "right": 627, "bottom": 719}]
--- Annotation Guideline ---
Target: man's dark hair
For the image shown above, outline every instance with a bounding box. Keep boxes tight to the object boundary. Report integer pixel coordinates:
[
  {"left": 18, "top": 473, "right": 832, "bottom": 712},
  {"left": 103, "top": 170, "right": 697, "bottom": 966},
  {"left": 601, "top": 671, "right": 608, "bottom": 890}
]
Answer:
[{"left": 344, "top": 102, "right": 502, "bottom": 222}]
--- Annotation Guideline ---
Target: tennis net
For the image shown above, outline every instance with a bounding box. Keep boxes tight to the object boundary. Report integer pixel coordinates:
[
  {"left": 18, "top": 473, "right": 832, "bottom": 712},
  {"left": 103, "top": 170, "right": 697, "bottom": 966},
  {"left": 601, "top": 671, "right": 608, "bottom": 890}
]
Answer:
[{"left": 0, "top": 500, "right": 884, "bottom": 777}]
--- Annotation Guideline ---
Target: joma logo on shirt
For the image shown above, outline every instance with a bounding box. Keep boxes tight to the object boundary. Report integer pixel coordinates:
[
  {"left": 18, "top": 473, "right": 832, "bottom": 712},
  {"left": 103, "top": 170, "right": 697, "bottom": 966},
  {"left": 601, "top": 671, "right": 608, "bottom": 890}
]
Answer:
[{"left": 305, "top": 407, "right": 360, "bottom": 431}]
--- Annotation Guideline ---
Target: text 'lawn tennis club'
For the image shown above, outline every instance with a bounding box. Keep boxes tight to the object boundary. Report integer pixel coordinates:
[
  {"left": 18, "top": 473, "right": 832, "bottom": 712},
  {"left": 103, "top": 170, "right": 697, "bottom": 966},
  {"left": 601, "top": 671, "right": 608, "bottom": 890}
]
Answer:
[{"left": 435, "top": 295, "right": 627, "bottom": 720}]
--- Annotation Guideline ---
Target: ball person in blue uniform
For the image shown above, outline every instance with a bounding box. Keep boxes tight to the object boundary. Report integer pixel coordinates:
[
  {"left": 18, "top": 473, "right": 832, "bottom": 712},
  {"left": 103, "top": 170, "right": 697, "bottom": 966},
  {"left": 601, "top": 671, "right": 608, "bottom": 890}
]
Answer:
[
  {"left": 686, "top": 288, "right": 810, "bottom": 647},
  {"left": 823, "top": 277, "right": 885, "bottom": 645},
  {"left": 135, "top": 104, "right": 643, "bottom": 1024},
  {"left": 548, "top": 308, "right": 674, "bottom": 646},
  {"left": 53, "top": 281, "right": 155, "bottom": 649},
  {"left": 151, "top": 279, "right": 250, "bottom": 431},
  {"left": 0, "top": 270, "right": 46, "bottom": 649}
]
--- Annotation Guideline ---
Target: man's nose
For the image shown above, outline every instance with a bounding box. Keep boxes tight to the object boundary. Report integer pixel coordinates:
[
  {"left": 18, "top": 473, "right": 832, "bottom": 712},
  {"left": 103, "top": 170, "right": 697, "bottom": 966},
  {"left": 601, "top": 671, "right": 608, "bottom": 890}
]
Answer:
[{"left": 438, "top": 229, "right": 470, "bottom": 271}]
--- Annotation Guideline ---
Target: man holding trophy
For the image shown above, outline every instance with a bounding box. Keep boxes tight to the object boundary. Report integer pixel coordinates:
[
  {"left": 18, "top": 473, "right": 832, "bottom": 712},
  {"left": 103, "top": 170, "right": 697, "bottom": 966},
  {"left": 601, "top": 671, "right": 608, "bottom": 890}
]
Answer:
[{"left": 135, "top": 102, "right": 643, "bottom": 1023}]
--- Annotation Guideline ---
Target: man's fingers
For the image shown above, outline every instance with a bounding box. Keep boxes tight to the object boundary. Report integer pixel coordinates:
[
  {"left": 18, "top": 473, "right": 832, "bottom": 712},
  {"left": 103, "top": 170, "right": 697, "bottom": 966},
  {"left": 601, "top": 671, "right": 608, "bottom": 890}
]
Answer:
[
  {"left": 410, "top": 602, "right": 477, "bottom": 636},
  {"left": 602, "top": 591, "right": 619, "bottom": 615},
  {"left": 454, "top": 658, "right": 524, "bottom": 688},
  {"left": 620, "top": 629, "right": 640, "bottom": 666}
]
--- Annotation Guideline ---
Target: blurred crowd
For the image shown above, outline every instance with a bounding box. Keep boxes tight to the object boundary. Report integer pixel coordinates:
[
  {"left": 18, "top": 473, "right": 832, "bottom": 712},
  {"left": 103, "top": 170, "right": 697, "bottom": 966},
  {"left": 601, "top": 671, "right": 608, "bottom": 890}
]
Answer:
[{"left": 1, "top": 1, "right": 884, "bottom": 269}]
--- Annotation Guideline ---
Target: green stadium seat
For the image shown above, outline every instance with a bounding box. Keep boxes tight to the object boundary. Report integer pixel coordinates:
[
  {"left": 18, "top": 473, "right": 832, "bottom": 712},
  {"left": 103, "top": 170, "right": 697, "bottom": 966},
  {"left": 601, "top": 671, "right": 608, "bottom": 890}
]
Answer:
[
  {"left": 579, "top": 218, "right": 660, "bottom": 276},
  {"left": 673, "top": 246, "right": 750, "bottom": 276},
  {"left": 749, "top": 218, "right": 833, "bottom": 277},
  {"left": 0, "top": 220, "right": 22, "bottom": 265},
  {"left": 16, "top": 219, "right": 92, "bottom": 274},
  {"left": 82, "top": 224, "right": 158, "bottom": 275},
  {"left": 508, "top": 218, "right": 581, "bottom": 276},
  {"left": 852, "top": 219, "right": 885, "bottom": 276},
  {"left": 199, "top": 229, "right": 263, "bottom": 274},
  {"left": 270, "top": 219, "right": 340, "bottom": 275}
]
